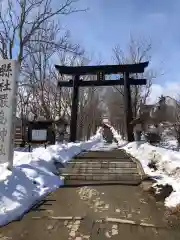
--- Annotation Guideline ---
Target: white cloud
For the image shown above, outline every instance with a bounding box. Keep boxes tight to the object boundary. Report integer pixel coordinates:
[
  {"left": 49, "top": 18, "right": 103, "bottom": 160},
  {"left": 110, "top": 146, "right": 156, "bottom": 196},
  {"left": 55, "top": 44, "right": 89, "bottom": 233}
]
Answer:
[{"left": 147, "top": 82, "right": 180, "bottom": 104}]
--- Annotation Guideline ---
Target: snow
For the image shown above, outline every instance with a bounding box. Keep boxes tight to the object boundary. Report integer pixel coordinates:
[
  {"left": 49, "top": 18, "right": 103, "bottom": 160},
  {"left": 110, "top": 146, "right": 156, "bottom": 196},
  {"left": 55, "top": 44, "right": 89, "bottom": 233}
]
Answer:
[
  {"left": 90, "top": 141, "right": 118, "bottom": 151},
  {"left": 157, "top": 139, "right": 179, "bottom": 151},
  {"left": 110, "top": 129, "right": 180, "bottom": 209},
  {"left": 109, "top": 126, "right": 127, "bottom": 147},
  {"left": 2, "top": 120, "right": 180, "bottom": 226},
  {"left": 0, "top": 130, "right": 101, "bottom": 226},
  {"left": 121, "top": 141, "right": 180, "bottom": 208}
]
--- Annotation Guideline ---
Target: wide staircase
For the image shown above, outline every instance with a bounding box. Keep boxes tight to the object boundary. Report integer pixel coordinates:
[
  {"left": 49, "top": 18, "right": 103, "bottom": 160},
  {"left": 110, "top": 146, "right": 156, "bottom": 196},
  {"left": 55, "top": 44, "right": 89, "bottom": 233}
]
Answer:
[{"left": 59, "top": 149, "right": 145, "bottom": 186}]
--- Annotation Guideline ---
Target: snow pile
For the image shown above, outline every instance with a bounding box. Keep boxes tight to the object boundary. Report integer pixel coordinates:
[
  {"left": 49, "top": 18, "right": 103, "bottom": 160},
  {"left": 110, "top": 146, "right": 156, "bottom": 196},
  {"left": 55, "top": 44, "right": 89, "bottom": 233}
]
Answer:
[
  {"left": 110, "top": 126, "right": 123, "bottom": 144},
  {"left": 0, "top": 130, "right": 101, "bottom": 226},
  {"left": 102, "top": 123, "right": 127, "bottom": 146},
  {"left": 109, "top": 127, "right": 180, "bottom": 208},
  {"left": 154, "top": 124, "right": 180, "bottom": 151},
  {"left": 90, "top": 141, "right": 118, "bottom": 151},
  {"left": 122, "top": 141, "right": 180, "bottom": 208},
  {"left": 158, "top": 139, "right": 179, "bottom": 151}
]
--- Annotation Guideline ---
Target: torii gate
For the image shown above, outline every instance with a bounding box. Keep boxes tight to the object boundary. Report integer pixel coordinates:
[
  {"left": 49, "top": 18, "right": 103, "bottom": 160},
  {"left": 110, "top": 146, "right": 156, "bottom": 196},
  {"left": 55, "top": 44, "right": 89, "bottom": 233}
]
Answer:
[{"left": 55, "top": 62, "right": 149, "bottom": 142}]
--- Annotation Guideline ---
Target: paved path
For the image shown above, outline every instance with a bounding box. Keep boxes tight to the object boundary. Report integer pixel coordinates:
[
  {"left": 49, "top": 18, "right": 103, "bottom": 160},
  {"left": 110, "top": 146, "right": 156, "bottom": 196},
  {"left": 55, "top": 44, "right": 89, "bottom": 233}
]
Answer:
[{"left": 1, "top": 148, "right": 180, "bottom": 239}]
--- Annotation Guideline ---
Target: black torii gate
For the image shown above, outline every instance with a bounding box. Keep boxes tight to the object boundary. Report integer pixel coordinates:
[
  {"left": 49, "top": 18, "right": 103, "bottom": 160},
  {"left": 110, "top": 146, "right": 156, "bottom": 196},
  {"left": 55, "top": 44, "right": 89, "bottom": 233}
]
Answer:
[{"left": 55, "top": 62, "right": 149, "bottom": 142}]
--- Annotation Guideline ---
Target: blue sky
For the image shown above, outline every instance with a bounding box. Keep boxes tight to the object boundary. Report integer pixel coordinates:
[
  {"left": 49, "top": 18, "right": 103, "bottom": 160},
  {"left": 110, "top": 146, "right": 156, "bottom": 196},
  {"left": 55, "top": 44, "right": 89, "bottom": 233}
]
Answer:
[{"left": 58, "top": 0, "right": 180, "bottom": 101}]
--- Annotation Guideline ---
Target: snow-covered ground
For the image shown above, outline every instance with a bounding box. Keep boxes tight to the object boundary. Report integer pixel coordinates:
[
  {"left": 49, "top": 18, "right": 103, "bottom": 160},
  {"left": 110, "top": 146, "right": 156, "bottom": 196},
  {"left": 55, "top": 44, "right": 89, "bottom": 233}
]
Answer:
[
  {"left": 90, "top": 141, "right": 118, "bottom": 151},
  {"left": 156, "top": 139, "right": 179, "bottom": 151},
  {"left": 112, "top": 132, "right": 180, "bottom": 208},
  {"left": 109, "top": 127, "right": 180, "bottom": 209},
  {"left": 121, "top": 142, "right": 180, "bottom": 208},
  {"left": 1, "top": 122, "right": 180, "bottom": 226},
  {"left": 110, "top": 126, "right": 127, "bottom": 147},
  {"left": 0, "top": 130, "right": 102, "bottom": 226}
]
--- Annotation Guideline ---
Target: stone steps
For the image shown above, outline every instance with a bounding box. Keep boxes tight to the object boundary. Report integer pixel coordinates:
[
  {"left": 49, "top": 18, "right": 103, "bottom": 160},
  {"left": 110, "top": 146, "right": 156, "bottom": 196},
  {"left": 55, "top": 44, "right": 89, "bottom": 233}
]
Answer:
[
  {"left": 62, "top": 173, "right": 141, "bottom": 181},
  {"left": 59, "top": 168, "right": 138, "bottom": 174},
  {"left": 61, "top": 149, "right": 143, "bottom": 186},
  {"left": 64, "top": 179, "right": 141, "bottom": 186},
  {"left": 67, "top": 162, "right": 137, "bottom": 168},
  {"left": 74, "top": 151, "right": 128, "bottom": 159},
  {"left": 73, "top": 157, "right": 133, "bottom": 162}
]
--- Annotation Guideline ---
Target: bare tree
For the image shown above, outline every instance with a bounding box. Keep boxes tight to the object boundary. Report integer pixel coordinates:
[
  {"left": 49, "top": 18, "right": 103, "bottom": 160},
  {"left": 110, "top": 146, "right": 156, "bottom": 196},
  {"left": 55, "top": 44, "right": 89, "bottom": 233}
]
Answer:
[
  {"left": 0, "top": 0, "right": 86, "bottom": 139},
  {"left": 172, "top": 103, "right": 180, "bottom": 145},
  {"left": 0, "top": 0, "right": 105, "bottom": 142},
  {"left": 162, "top": 96, "right": 180, "bottom": 146},
  {"left": 104, "top": 37, "right": 157, "bottom": 135},
  {"left": 0, "top": 0, "right": 84, "bottom": 64},
  {"left": 112, "top": 37, "right": 156, "bottom": 116},
  {"left": 104, "top": 87, "right": 125, "bottom": 135},
  {"left": 78, "top": 86, "right": 103, "bottom": 140},
  {"left": 20, "top": 18, "right": 85, "bottom": 119}
]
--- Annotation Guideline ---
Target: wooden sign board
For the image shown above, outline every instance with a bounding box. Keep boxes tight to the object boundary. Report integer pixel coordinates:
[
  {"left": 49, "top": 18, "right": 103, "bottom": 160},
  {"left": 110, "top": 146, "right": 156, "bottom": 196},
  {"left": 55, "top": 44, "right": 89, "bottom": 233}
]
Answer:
[
  {"left": 31, "top": 129, "right": 47, "bottom": 141},
  {"left": 27, "top": 120, "right": 55, "bottom": 144},
  {"left": 0, "top": 60, "right": 19, "bottom": 168}
]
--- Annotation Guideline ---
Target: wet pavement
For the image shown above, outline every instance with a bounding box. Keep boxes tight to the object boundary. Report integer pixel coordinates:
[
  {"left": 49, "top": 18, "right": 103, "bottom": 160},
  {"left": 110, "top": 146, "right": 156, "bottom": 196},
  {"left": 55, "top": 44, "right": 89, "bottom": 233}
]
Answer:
[{"left": 1, "top": 148, "right": 180, "bottom": 239}]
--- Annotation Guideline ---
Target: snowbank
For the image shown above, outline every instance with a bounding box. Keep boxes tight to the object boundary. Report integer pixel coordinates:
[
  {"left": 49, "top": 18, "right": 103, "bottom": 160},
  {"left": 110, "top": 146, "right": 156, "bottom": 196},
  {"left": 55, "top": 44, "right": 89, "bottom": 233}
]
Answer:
[
  {"left": 122, "top": 142, "right": 180, "bottom": 208},
  {"left": 109, "top": 127, "right": 180, "bottom": 209},
  {"left": 157, "top": 139, "right": 179, "bottom": 151},
  {"left": 106, "top": 125, "right": 127, "bottom": 146},
  {"left": 0, "top": 130, "right": 101, "bottom": 226}
]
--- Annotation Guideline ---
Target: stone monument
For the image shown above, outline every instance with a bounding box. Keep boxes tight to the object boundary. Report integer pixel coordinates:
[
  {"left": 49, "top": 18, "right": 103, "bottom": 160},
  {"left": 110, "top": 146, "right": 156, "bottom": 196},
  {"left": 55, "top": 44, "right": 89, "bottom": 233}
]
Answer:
[{"left": 0, "top": 60, "right": 19, "bottom": 169}]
